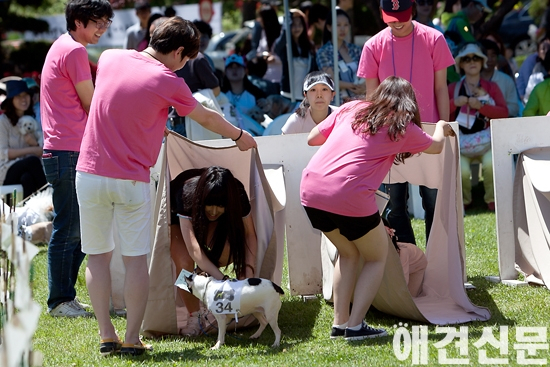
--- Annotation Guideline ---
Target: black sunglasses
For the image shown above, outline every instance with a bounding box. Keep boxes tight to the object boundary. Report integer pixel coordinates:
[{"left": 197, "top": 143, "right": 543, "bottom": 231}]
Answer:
[
  {"left": 417, "top": 0, "right": 434, "bottom": 5},
  {"left": 461, "top": 55, "right": 483, "bottom": 63}
]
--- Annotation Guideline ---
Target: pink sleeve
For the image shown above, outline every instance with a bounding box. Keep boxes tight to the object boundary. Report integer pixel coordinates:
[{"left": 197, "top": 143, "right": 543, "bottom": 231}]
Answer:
[
  {"left": 66, "top": 47, "right": 92, "bottom": 85},
  {"left": 317, "top": 108, "right": 338, "bottom": 137},
  {"left": 401, "top": 123, "right": 433, "bottom": 154},
  {"left": 173, "top": 82, "right": 198, "bottom": 117},
  {"left": 357, "top": 41, "right": 379, "bottom": 79},
  {"left": 432, "top": 33, "right": 455, "bottom": 72}
]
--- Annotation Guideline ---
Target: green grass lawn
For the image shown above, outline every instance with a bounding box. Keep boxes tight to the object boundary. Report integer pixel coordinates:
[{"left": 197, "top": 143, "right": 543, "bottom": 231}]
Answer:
[{"left": 30, "top": 185, "right": 550, "bottom": 366}]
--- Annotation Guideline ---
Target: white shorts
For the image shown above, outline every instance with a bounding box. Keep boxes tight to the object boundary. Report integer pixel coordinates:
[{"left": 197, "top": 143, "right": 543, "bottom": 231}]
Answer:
[{"left": 76, "top": 171, "right": 151, "bottom": 256}]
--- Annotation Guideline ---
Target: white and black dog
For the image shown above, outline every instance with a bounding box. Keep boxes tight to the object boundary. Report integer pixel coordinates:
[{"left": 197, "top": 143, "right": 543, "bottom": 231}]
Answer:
[{"left": 185, "top": 270, "right": 284, "bottom": 349}]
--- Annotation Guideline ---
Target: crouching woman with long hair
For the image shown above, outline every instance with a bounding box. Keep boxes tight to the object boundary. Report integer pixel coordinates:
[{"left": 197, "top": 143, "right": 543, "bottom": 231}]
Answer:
[{"left": 170, "top": 166, "right": 257, "bottom": 335}]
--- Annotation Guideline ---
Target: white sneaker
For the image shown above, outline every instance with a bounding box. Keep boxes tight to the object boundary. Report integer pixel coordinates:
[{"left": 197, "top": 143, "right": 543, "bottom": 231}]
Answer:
[
  {"left": 73, "top": 298, "right": 91, "bottom": 310},
  {"left": 49, "top": 300, "right": 93, "bottom": 317}
]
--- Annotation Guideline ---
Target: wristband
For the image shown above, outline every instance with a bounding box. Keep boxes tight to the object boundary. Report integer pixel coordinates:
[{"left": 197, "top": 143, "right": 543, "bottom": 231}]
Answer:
[{"left": 232, "top": 128, "right": 243, "bottom": 142}]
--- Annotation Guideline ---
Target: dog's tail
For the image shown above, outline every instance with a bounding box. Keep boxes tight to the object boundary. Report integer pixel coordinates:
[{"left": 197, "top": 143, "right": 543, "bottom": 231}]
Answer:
[{"left": 271, "top": 282, "right": 284, "bottom": 295}]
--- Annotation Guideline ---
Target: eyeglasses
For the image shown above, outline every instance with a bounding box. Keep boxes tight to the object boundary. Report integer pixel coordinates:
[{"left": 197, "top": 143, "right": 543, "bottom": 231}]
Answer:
[
  {"left": 89, "top": 19, "right": 112, "bottom": 30},
  {"left": 461, "top": 55, "right": 483, "bottom": 63},
  {"left": 417, "top": 0, "right": 434, "bottom": 6}
]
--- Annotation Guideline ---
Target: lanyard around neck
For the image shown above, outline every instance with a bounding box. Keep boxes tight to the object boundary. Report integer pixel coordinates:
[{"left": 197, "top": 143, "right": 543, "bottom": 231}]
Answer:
[{"left": 391, "top": 24, "right": 415, "bottom": 84}]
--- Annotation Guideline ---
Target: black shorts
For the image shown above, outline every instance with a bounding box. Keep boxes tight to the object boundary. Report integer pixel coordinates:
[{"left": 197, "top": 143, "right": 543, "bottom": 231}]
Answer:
[{"left": 303, "top": 206, "right": 381, "bottom": 241}]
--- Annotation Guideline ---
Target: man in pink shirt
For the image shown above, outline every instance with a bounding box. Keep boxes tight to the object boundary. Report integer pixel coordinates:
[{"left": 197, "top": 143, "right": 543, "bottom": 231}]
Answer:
[
  {"left": 40, "top": 0, "right": 113, "bottom": 318},
  {"left": 75, "top": 17, "right": 256, "bottom": 356},
  {"left": 357, "top": 0, "right": 454, "bottom": 245}
]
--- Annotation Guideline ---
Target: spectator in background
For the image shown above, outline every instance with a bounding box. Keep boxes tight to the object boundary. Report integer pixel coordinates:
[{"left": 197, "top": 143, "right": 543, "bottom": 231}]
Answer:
[
  {"left": 169, "top": 34, "right": 221, "bottom": 137},
  {"left": 124, "top": 1, "right": 151, "bottom": 50},
  {"left": 0, "top": 80, "right": 47, "bottom": 199},
  {"left": 193, "top": 20, "right": 215, "bottom": 72},
  {"left": 516, "top": 38, "right": 550, "bottom": 101},
  {"left": 275, "top": 9, "right": 317, "bottom": 101},
  {"left": 414, "top": 0, "right": 443, "bottom": 33},
  {"left": 41, "top": 0, "right": 113, "bottom": 318},
  {"left": 247, "top": 4, "right": 283, "bottom": 86},
  {"left": 281, "top": 71, "right": 336, "bottom": 135},
  {"left": 221, "top": 54, "right": 266, "bottom": 134},
  {"left": 136, "top": 13, "right": 163, "bottom": 52},
  {"left": 23, "top": 77, "right": 41, "bottom": 127},
  {"left": 308, "top": 3, "right": 329, "bottom": 50},
  {"left": 247, "top": 55, "right": 280, "bottom": 97},
  {"left": 520, "top": 39, "right": 550, "bottom": 104},
  {"left": 358, "top": 0, "right": 454, "bottom": 245},
  {"left": 523, "top": 49, "right": 550, "bottom": 116},
  {"left": 449, "top": 42, "right": 508, "bottom": 211},
  {"left": 164, "top": 5, "right": 176, "bottom": 17},
  {"left": 445, "top": 0, "right": 491, "bottom": 45},
  {"left": 317, "top": 8, "right": 364, "bottom": 103},
  {"left": 479, "top": 39, "right": 519, "bottom": 117}
]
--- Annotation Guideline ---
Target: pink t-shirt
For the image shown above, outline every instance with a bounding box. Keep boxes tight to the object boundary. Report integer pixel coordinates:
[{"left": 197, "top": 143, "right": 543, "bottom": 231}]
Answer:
[
  {"left": 41, "top": 33, "right": 92, "bottom": 151},
  {"left": 357, "top": 22, "right": 454, "bottom": 123},
  {"left": 77, "top": 49, "right": 197, "bottom": 182},
  {"left": 300, "top": 100, "right": 433, "bottom": 217}
]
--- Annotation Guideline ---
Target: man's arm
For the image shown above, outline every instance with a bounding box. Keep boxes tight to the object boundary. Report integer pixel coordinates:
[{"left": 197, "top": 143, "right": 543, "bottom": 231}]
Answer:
[
  {"left": 434, "top": 68, "right": 450, "bottom": 122},
  {"left": 75, "top": 79, "right": 94, "bottom": 114},
  {"left": 365, "top": 78, "right": 380, "bottom": 99}
]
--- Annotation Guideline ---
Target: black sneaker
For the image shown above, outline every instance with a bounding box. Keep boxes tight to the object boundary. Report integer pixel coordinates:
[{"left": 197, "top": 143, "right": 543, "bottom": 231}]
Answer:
[
  {"left": 344, "top": 322, "right": 388, "bottom": 341},
  {"left": 330, "top": 326, "right": 345, "bottom": 339}
]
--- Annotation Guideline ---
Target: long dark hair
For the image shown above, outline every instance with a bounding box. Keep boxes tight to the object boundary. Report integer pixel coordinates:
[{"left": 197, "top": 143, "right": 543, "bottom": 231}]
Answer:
[
  {"left": 2, "top": 97, "right": 35, "bottom": 127},
  {"left": 290, "top": 9, "right": 313, "bottom": 58},
  {"left": 322, "top": 8, "right": 350, "bottom": 45},
  {"left": 259, "top": 5, "right": 281, "bottom": 51},
  {"left": 190, "top": 166, "right": 248, "bottom": 278},
  {"left": 351, "top": 76, "right": 421, "bottom": 164}
]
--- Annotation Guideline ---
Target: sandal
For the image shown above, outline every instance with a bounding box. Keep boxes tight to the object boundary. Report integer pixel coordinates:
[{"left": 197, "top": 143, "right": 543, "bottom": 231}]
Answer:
[
  {"left": 99, "top": 338, "right": 122, "bottom": 356},
  {"left": 120, "top": 340, "right": 153, "bottom": 356}
]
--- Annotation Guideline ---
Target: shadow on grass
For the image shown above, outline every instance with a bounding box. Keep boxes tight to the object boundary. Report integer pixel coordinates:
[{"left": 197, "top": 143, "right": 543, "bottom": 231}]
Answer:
[
  {"left": 128, "top": 296, "right": 322, "bottom": 362},
  {"left": 466, "top": 275, "right": 516, "bottom": 326}
]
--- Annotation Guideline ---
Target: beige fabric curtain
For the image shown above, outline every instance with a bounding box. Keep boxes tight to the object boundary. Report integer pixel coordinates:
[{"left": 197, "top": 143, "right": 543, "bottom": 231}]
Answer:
[
  {"left": 513, "top": 147, "right": 550, "bottom": 289},
  {"left": 142, "top": 133, "right": 284, "bottom": 336}
]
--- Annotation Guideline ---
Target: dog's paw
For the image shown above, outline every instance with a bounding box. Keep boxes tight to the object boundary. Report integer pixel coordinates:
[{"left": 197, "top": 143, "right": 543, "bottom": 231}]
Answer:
[
  {"left": 249, "top": 332, "right": 261, "bottom": 340},
  {"left": 271, "top": 341, "right": 280, "bottom": 348},
  {"left": 211, "top": 341, "right": 223, "bottom": 350}
]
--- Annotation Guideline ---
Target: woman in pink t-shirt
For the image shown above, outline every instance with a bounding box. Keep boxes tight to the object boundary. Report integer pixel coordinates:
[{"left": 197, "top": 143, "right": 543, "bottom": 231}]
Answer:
[{"left": 300, "top": 76, "right": 454, "bottom": 341}]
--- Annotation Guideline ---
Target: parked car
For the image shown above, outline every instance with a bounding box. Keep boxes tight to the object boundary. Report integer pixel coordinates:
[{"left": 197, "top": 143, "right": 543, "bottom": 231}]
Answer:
[
  {"left": 205, "top": 24, "right": 253, "bottom": 73},
  {"left": 498, "top": 1, "right": 537, "bottom": 56}
]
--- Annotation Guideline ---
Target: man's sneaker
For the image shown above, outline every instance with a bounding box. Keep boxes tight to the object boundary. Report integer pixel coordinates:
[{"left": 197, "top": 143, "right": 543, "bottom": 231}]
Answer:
[
  {"left": 73, "top": 298, "right": 91, "bottom": 310},
  {"left": 344, "top": 322, "right": 388, "bottom": 341},
  {"left": 330, "top": 326, "right": 345, "bottom": 339},
  {"left": 49, "top": 300, "right": 93, "bottom": 317}
]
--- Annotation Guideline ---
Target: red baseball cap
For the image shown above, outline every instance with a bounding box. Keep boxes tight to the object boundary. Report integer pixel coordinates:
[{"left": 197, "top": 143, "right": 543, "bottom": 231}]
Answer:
[{"left": 380, "top": 0, "right": 414, "bottom": 23}]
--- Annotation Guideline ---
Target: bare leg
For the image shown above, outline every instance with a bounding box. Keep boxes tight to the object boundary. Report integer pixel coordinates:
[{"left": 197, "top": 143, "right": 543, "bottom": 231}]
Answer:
[
  {"left": 348, "top": 222, "right": 388, "bottom": 327},
  {"left": 122, "top": 254, "right": 149, "bottom": 345},
  {"left": 325, "top": 221, "right": 389, "bottom": 327},
  {"left": 86, "top": 252, "right": 116, "bottom": 340},
  {"left": 324, "top": 230, "right": 359, "bottom": 326},
  {"left": 170, "top": 224, "right": 200, "bottom": 313}
]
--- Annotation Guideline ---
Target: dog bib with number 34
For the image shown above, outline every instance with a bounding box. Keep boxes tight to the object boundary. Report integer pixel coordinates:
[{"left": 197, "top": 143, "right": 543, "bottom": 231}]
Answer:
[{"left": 206, "top": 280, "right": 243, "bottom": 315}]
